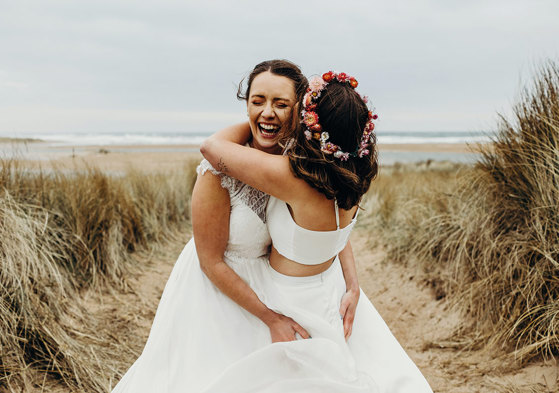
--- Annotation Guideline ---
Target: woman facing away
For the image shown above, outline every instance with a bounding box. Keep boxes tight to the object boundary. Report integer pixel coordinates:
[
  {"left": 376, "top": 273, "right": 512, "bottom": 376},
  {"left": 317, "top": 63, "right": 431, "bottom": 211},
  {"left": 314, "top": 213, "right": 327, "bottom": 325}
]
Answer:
[
  {"left": 111, "top": 60, "right": 364, "bottom": 392},
  {"left": 201, "top": 70, "right": 433, "bottom": 392}
]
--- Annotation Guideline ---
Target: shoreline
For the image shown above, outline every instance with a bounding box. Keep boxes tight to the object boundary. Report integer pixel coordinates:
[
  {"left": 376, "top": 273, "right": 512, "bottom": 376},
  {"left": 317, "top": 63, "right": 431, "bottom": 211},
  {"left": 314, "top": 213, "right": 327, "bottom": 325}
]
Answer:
[{"left": 1, "top": 142, "right": 485, "bottom": 172}]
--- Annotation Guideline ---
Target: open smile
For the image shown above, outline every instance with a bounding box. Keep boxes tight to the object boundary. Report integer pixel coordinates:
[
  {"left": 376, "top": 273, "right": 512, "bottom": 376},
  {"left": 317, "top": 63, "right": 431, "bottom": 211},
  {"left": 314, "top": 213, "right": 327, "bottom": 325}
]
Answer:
[{"left": 258, "top": 123, "right": 280, "bottom": 139}]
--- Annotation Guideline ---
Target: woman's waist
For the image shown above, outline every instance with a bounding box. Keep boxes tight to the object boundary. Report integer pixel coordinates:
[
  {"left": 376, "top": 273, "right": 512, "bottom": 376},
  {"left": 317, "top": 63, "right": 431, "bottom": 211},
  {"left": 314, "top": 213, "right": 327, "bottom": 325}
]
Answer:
[
  {"left": 268, "top": 247, "right": 336, "bottom": 277},
  {"left": 268, "top": 254, "right": 341, "bottom": 286}
]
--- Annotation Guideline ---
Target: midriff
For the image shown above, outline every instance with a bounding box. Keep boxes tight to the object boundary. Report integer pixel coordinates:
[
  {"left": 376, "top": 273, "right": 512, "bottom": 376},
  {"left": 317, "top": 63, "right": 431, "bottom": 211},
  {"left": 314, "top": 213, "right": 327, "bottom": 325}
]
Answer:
[{"left": 269, "top": 246, "right": 335, "bottom": 277}]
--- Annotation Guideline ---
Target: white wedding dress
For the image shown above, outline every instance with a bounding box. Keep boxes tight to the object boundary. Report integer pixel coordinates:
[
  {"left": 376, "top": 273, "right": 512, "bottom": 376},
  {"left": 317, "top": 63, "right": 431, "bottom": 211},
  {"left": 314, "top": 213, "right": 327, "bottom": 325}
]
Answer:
[{"left": 112, "top": 159, "right": 432, "bottom": 393}]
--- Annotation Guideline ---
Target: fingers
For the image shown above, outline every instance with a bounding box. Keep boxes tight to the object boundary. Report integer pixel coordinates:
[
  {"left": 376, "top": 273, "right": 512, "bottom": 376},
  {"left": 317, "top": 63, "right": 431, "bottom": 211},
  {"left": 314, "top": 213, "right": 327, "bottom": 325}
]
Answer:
[
  {"left": 293, "top": 323, "right": 311, "bottom": 340},
  {"left": 343, "top": 312, "right": 355, "bottom": 340},
  {"left": 339, "top": 299, "right": 349, "bottom": 319},
  {"left": 344, "top": 324, "right": 353, "bottom": 340}
]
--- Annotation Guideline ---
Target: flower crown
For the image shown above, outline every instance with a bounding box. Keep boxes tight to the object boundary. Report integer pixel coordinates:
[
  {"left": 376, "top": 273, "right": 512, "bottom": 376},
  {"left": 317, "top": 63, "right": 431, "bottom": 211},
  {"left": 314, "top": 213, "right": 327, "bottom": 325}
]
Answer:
[{"left": 301, "top": 71, "right": 378, "bottom": 161}]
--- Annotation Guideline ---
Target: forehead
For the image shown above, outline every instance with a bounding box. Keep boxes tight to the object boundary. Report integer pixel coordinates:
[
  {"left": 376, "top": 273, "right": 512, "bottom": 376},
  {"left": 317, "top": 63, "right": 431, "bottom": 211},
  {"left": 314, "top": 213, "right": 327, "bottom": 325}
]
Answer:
[{"left": 250, "top": 71, "right": 296, "bottom": 100}]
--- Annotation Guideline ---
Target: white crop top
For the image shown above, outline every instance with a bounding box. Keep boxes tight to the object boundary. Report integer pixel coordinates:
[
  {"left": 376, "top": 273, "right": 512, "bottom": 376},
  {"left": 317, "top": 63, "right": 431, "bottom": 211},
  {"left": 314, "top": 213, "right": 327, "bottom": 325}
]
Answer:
[{"left": 266, "top": 196, "right": 358, "bottom": 265}]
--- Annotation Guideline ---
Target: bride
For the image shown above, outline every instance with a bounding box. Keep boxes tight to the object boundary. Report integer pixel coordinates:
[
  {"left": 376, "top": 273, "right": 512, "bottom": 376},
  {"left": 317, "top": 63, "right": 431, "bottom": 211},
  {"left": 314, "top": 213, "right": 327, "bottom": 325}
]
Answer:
[{"left": 112, "top": 60, "right": 361, "bottom": 392}]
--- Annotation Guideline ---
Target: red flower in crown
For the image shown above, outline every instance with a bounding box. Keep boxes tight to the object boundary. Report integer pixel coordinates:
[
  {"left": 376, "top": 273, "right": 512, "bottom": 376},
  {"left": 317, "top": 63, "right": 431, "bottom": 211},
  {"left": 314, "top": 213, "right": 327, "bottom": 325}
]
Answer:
[
  {"left": 349, "top": 77, "right": 358, "bottom": 88},
  {"left": 310, "top": 124, "right": 322, "bottom": 132},
  {"left": 336, "top": 72, "right": 349, "bottom": 82},
  {"left": 303, "top": 111, "right": 319, "bottom": 127},
  {"left": 372, "top": 114, "right": 378, "bottom": 120},
  {"left": 322, "top": 71, "right": 335, "bottom": 82}
]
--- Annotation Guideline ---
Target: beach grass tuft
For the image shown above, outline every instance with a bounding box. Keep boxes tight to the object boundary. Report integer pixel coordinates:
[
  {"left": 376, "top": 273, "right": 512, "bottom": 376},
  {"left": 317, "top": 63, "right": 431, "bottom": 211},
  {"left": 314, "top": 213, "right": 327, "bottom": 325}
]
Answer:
[
  {"left": 363, "top": 61, "right": 559, "bottom": 362},
  {"left": 0, "top": 158, "right": 198, "bottom": 391}
]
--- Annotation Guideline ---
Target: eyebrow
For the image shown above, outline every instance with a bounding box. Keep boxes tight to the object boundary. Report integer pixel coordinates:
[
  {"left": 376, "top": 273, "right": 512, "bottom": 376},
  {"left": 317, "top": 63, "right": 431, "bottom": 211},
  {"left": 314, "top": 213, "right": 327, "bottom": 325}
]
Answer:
[{"left": 250, "top": 94, "right": 293, "bottom": 102}]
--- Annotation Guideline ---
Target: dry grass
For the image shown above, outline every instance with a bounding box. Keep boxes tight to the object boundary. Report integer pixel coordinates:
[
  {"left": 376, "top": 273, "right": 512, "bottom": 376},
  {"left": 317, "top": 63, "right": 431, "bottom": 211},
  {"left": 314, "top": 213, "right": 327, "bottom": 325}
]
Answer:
[
  {"left": 363, "top": 61, "right": 559, "bottom": 364},
  {"left": 0, "top": 158, "right": 198, "bottom": 392}
]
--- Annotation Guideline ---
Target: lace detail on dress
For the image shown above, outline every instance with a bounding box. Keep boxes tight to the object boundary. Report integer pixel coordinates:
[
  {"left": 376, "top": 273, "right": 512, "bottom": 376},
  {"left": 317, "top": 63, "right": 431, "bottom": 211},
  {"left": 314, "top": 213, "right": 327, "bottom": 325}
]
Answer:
[
  {"left": 224, "top": 177, "right": 269, "bottom": 223},
  {"left": 196, "top": 159, "right": 269, "bottom": 223},
  {"left": 196, "top": 159, "right": 221, "bottom": 177}
]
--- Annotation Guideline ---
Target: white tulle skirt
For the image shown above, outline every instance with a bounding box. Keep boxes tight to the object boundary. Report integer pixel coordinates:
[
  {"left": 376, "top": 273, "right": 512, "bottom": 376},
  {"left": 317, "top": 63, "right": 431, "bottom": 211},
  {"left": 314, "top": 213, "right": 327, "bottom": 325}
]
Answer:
[{"left": 112, "top": 239, "right": 432, "bottom": 393}]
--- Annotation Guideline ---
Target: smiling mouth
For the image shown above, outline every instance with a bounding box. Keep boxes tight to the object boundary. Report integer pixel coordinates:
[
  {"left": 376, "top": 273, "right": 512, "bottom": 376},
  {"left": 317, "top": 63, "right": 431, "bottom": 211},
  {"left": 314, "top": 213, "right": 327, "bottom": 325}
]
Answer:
[{"left": 258, "top": 123, "right": 280, "bottom": 138}]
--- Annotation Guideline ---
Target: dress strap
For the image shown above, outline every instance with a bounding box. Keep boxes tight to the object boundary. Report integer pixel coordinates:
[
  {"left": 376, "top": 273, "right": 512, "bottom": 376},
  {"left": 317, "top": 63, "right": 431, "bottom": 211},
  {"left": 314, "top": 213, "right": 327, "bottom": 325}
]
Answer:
[{"left": 334, "top": 199, "right": 340, "bottom": 230}]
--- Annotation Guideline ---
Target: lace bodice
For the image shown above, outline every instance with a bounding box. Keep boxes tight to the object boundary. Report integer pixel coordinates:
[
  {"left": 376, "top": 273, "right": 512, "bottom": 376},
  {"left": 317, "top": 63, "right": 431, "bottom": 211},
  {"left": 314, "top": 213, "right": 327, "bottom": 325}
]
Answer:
[{"left": 196, "top": 159, "right": 271, "bottom": 259}]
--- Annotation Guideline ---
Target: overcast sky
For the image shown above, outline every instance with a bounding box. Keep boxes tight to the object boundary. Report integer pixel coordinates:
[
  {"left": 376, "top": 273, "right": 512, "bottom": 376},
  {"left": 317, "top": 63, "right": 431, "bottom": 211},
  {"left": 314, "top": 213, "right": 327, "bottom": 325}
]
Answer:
[{"left": 1, "top": 0, "right": 558, "bottom": 134}]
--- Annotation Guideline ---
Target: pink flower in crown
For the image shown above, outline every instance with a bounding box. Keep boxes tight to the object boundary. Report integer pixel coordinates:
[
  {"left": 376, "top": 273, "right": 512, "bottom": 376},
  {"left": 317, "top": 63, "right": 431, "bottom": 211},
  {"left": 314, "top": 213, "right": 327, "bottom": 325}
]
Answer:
[
  {"left": 334, "top": 151, "right": 350, "bottom": 161},
  {"left": 303, "top": 92, "right": 313, "bottom": 107},
  {"left": 303, "top": 111, "right": 319, "bottom": 127},
  {"left": 304, "top": 130, "right": 312, "bottom": 140},
  {"left": 323, "top": 142, "right": 338, "bottom": 153},
  {"left": 362, "top": 95, "right": 369, "bottom": 104},
  {"left": 336, "top": 72, "right": 349, "bottom": 82},
  {"left": 358, "top": 148, "right": 370, "bottom": 158},
  {"left": 309, "top": 76, "right": 327, "bottom": 92}
]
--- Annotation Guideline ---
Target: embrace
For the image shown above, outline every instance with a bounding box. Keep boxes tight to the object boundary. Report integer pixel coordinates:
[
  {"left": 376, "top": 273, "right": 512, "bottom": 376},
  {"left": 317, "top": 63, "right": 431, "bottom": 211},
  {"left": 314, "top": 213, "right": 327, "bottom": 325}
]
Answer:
[{"left": 112, "top": 60, "right": 433, "bottom": 393}]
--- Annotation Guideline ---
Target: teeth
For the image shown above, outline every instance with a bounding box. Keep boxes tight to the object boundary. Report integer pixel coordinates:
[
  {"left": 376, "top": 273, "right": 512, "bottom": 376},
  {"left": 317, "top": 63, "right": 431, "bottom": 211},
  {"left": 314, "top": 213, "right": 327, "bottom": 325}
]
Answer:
[{"left": 259, "top": 123, "right": 279, "bottom": 131}]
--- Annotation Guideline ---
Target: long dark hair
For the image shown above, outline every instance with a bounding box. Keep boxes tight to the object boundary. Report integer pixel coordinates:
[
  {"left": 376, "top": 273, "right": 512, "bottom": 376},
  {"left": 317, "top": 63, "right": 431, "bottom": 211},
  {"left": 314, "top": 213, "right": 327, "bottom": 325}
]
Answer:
[{"left": 287, "top": 80, "right": 379, "bottom": 209}]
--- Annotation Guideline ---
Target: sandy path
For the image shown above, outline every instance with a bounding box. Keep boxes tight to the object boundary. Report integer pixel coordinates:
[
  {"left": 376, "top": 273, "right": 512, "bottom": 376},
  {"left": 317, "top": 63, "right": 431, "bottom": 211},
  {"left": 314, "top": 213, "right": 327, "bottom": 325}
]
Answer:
[
  {"left": 351, "top": 232, "right": 558, "bottom": 392},
  {"left": 102, "top": 229, "right": 557, "bottom": 393},
  {"left": 30, "top": 228, "right": 558, "bottom": 392}
]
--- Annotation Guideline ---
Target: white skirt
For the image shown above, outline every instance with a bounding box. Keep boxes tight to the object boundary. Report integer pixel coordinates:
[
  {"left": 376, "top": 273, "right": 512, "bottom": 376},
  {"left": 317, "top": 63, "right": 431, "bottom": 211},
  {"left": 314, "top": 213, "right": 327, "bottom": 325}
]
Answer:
[{"left": 112, "top": 240, "right": 432, "bottom": 392}]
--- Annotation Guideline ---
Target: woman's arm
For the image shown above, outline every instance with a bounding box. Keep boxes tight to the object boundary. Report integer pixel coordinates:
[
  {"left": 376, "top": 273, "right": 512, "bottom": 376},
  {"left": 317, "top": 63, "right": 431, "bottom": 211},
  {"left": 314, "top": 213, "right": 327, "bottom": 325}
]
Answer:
[
  {"left": 338, "top": 240, "right": 360, "bottom": 340},
  {"left": 191, "top": 169, "right": 310, "bottom": 342},
  {"left": 200, "top": 124, "right": 306, "bottom": 204}
]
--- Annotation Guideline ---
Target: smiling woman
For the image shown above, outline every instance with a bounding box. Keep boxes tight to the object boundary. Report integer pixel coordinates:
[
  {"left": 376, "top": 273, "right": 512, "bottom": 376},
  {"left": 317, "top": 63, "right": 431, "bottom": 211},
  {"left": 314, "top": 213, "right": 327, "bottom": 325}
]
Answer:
[
  {"left": 237, "top": 60, "right": 308, "bottom": 154},
  {"left": 111, "top": 59, "right": 319, "bottom": 393}
]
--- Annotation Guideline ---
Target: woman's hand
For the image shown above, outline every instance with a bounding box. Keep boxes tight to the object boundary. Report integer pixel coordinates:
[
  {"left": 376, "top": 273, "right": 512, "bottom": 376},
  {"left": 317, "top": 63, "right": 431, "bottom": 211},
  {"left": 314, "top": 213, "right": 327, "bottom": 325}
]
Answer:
[
  {"left": 339, "top": 287, "right": 360, "bottom": 340},
  {"left": 265, "top": 312, "right": 310, "bottom": 343}
]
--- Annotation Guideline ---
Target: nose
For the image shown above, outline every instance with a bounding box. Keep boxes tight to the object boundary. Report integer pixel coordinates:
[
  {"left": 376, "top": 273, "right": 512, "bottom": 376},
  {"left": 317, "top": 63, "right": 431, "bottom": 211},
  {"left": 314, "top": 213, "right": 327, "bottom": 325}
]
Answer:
[{"left": 262, "top": 102, "right": 275, "bottom": 119}]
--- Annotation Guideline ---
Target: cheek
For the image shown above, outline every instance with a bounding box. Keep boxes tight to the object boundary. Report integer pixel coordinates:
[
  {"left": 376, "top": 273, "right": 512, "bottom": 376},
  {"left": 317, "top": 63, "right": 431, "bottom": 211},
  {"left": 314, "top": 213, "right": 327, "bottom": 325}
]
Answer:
[
  {"left": 277, "top": 108, "right": 293, "bottom": 124},
  {"left": 247, "top": 106, "right": 260, "bottom": 122}
]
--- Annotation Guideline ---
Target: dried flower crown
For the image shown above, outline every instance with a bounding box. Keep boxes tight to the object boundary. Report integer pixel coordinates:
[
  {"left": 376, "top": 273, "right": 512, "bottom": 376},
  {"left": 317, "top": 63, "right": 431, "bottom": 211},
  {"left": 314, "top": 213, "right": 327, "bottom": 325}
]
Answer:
[{"left": 301, "top": 71, "right": 378, "bottom": 161}]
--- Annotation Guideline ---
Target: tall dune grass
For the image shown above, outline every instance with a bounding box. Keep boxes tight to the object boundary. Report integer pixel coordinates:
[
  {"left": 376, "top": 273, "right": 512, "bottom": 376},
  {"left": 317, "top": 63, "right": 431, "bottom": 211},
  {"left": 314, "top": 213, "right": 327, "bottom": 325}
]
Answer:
[
  {"left": 0, "top": 159, "right": 198, "bottom": 391},
  {"left": 364, "top": 62, "right": 559, "bottom": 361}
]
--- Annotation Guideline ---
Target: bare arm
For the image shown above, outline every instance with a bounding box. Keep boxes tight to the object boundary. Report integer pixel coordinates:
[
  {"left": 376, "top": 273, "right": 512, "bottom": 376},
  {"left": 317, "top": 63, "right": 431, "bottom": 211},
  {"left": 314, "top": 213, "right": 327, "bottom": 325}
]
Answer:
[
  {"left": 191, "top": 169, "right": 310, "bottom": 342},
  {"left": 338, "top": 240, "right": 360, "bottom": 340},
  {"left": 200, "top": 123, "right": 306, "bottom": 204}
]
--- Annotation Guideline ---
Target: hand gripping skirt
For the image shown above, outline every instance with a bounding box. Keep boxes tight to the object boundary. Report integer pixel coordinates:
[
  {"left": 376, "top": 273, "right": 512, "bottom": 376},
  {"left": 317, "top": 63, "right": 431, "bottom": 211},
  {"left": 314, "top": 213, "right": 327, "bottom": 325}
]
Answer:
[{"left": 112, "top": 241, "right": 432, "bottom": 392}]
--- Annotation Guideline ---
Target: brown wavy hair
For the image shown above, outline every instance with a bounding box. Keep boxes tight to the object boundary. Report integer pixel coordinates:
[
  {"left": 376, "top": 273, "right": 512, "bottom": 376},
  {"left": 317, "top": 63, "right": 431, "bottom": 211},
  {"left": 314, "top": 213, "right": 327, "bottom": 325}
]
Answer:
[
  {"left": 237, "top": 59, "right": 308, "bottom": 103},
  {"left": 286, "top": 80, "right": 379, "bottom": 209}
]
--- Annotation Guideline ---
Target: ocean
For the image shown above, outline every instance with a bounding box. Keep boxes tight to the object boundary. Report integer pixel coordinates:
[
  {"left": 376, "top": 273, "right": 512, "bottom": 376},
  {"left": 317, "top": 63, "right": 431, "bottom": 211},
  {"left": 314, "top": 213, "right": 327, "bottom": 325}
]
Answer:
[
  {"left": 5, "top": 130, "right": 490, "bottom": 146},
  {"left": 1, "top": 130, "right": 489, "bottom": 164}
]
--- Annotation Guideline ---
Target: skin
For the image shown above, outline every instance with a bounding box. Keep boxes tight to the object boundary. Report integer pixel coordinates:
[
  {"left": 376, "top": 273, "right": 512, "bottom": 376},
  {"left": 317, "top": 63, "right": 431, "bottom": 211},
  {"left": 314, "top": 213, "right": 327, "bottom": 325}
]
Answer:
[{"left": 246, "top": 71, "right": 295, "bottom": 154}]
